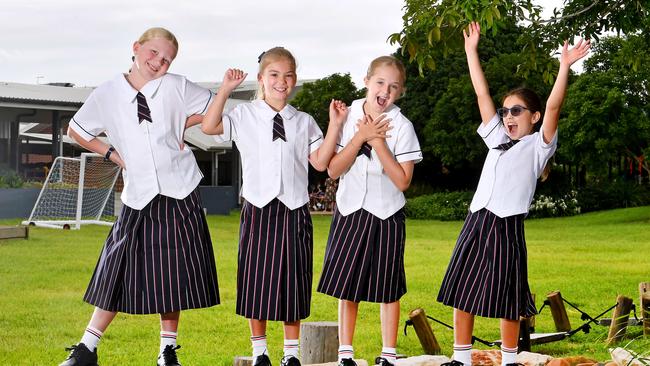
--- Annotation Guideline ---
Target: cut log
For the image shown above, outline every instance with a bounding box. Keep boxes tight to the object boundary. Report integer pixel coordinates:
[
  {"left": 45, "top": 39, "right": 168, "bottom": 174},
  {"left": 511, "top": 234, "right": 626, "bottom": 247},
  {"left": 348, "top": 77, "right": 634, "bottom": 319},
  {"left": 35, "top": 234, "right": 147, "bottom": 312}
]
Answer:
[
  {"left": 301, "top": 321, "right": 339, "bottom": 364},
  {"left": 606, "top": 295, "right": 633, "bottom": 344},
  {"left": 408, "top": 308, "right": 441, "bottom": 355},
  {"left": 547, "top": 291, "right": 571, "bottom": 332}
]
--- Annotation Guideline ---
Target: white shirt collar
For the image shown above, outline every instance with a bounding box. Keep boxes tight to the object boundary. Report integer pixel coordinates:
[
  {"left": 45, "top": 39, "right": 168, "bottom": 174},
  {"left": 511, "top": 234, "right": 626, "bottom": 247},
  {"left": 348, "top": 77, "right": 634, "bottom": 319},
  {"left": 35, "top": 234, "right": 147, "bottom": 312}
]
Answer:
[
  {"left": 251, "top": 99, "right": 297, "bottom": 121},
  {"left": 117, "top": 73, "right": 165, "bottom": 103}
]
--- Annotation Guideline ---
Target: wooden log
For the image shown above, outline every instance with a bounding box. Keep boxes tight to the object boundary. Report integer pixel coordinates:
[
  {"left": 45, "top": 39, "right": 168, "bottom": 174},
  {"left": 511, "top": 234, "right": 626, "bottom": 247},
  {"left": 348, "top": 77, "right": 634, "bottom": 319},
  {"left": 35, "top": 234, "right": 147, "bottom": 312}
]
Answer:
[
  {"left": 528, "top": 294, "right": 536, "bottom": 331},
  {"left": 518, "top": 317, "right": 531, "bottom": 352},
  {"left": 301, "top": 321, "right": 339, "bottom": 365},
  {"left": 607, "top": 295, "right": 634, "bottom": 345},
  {"left": 408, "top": 308, "right": 441, "bottom": 355},
  {"left": 640, "top": 282, "right": 650, "bottom": 336},
  {"left": 547, "top": 291, "right": 571, "bottom": 332},
  {"left": 234, "top": 356, "right": 252, "bottom": 366},
  {"left": 0, "top": 225, "right": 28, "bottom": 240}
]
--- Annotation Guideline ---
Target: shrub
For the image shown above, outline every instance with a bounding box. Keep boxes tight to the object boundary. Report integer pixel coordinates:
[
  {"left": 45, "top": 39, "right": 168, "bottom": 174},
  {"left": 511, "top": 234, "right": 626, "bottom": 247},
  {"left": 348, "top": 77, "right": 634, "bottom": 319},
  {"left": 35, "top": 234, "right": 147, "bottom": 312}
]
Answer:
[
  {"left": 405, "top": 191, "right": 473, "bottom": 220},
  {"left": 577, "top": 180, "right": 650, "bottom": 213},
  {"left": 0, "top": 168, "right": 24, "bottom": 188},
  {"left": 528, "top": 190, "right": 581, "bottom": 218}
]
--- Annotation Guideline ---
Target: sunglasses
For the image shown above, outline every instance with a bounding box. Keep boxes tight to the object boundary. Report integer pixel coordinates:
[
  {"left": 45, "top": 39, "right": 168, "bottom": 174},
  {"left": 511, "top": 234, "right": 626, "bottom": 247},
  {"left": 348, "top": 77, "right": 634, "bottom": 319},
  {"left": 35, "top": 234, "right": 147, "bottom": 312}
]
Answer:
[{"left": 497, "top": 105, "right": 529, "bottom": 118}]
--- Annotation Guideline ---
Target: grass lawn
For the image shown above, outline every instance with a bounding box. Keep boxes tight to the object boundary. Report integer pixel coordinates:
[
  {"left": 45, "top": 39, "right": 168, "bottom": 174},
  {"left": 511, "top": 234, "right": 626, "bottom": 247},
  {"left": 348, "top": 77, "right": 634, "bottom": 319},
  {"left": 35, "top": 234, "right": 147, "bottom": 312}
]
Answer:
[{"left": 1, "top": 206, "right": 649, "bottom": 365}]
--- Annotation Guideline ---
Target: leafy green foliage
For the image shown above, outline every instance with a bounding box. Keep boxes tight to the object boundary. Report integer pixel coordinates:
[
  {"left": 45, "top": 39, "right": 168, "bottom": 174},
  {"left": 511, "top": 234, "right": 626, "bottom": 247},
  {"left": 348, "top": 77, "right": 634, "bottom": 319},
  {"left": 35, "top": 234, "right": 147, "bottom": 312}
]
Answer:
[
  {"left": 390, "top": 0, "right": 650, "bottom": 81},
  {"left": 559, "top": 34, "right": 650, "bottom": 178},
  {"left": 291, "top": 73, "right": 364, "bottom": 131},
  {"left": 405, "top": 191, "right": 473, "bottom": 220}
]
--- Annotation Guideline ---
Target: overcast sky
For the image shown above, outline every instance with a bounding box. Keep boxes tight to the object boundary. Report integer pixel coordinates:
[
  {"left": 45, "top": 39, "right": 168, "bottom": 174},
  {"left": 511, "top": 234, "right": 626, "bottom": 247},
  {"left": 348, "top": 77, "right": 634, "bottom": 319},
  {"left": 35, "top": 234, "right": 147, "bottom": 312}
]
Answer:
[{"left": 1, "top": 0, "right": 564, "bottom": 88}]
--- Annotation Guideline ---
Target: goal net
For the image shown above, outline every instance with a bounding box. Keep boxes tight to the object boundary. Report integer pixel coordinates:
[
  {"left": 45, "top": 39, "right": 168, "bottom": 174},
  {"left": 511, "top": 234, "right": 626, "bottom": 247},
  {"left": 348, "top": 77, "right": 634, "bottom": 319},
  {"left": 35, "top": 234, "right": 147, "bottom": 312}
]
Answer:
[{"left": 22, "top": 153, "right": 122, "bottom": 229}]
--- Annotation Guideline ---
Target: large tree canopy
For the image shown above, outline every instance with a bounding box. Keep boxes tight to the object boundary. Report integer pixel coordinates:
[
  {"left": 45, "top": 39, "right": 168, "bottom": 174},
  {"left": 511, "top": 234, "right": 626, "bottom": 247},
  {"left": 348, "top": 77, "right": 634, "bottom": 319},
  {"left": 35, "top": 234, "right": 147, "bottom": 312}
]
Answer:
[{"left": 389, "top": 0, "right": 649, "bottom": 81}]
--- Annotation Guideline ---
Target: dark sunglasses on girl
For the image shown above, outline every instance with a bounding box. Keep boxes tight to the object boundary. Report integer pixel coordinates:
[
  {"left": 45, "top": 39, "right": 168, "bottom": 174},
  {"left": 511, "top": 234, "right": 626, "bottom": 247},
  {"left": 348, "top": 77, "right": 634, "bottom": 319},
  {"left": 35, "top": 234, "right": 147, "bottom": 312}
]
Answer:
[{"left": 497, "top": 105, "right": 529, "bottom": 118}]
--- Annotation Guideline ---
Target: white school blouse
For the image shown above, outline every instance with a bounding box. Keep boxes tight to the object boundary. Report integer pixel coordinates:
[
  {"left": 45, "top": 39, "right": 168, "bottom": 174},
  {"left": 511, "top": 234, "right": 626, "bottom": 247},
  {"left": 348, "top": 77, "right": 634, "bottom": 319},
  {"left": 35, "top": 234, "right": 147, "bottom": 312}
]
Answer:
[
  {"left": 469, "top": 114, "right": 558, "bottom": 218},
  {"left": 214, "top": 100, "right": 324, "bottom": 210},
  {"left": 335, "top": 99, "right": 422, "bottom": 220},
  {"left": 69, "top": 73, "right": 212, "bottom": 210}
]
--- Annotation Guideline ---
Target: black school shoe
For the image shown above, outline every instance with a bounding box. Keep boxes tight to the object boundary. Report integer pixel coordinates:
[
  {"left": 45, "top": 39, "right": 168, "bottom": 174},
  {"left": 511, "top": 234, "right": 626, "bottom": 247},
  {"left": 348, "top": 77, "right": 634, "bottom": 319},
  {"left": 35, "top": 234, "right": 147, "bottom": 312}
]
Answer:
[
  {"left": 375, "top": 357, "right": 395, "bottom": 366},
  {"left": 280, "top": 356, "right": 301, "bottom": 366},
  {"left": 254, "top": 354, "right": 272, "bottom": 366},
  {"left": 59, "top": 343, "right": 98, "bottom": 366},
  {"left": 440, "top": 361, "right": 465, "bottom": 366},
  {"left": 339, "top": 358, "right": 358, "bottom": 366},
  {"left": 157, "top": 345, "right": 182, "bottom": 366}
]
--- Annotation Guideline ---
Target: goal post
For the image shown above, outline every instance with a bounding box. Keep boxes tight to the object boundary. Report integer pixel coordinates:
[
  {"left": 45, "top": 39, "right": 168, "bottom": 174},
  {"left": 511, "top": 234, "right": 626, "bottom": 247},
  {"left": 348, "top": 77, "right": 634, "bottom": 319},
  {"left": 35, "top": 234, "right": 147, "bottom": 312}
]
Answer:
[{"left": 22, "top": 153, "right": 122, "bottom": 229}]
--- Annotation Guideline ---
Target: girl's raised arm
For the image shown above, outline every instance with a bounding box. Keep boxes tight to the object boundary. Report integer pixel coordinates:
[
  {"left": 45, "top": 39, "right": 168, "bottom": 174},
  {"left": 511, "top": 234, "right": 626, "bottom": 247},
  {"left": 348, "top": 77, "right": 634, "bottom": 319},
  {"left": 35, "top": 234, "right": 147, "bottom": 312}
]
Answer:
[
  {"left": 201, "top": 68, "right": 246, "bottom": 135},
  {"left": 464, "top": 21, "right": 497, "bottom": 125},
  {"left": 542, "top": 39, "right": 590, "bottom": 143}
]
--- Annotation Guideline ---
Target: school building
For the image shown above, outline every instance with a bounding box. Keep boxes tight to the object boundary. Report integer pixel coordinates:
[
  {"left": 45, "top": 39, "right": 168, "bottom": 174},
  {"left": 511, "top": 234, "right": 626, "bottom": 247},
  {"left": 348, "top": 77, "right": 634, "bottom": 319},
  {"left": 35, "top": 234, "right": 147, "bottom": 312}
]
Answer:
[{"left": 0, "top": 79, "right": 309, "bottom": 216}]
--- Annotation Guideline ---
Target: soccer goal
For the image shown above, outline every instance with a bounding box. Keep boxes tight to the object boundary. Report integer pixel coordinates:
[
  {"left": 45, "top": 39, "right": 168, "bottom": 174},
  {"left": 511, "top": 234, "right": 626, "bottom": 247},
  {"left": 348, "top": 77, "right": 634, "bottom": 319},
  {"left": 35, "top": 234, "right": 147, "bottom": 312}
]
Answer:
[{"left": 22, "top": 153, "right": 122, "bottom": 229}]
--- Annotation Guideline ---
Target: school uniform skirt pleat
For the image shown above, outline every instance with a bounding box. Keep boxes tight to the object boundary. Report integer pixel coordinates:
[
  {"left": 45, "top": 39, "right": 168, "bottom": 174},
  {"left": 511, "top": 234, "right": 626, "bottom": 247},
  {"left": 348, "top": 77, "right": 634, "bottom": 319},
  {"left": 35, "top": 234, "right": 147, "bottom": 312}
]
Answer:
[
  {"left": 317, "top": 208, "right": 407, "bottom": 303},
  {"left": 436, "top": 208, "right": 536, "bottom": 320},
  {"left": 236, "top": 199, "right": 313, "bottom": 321},
  {"left": 83, "top": 189, "right": 220, "bottom": 314}
]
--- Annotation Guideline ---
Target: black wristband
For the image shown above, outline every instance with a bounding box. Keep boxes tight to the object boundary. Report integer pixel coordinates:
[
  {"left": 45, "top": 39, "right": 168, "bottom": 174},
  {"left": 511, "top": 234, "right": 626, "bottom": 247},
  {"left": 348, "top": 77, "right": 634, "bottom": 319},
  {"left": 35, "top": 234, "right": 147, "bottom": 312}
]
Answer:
[{"left": 104, "top": 146, "right": 115, "bottom": 161}]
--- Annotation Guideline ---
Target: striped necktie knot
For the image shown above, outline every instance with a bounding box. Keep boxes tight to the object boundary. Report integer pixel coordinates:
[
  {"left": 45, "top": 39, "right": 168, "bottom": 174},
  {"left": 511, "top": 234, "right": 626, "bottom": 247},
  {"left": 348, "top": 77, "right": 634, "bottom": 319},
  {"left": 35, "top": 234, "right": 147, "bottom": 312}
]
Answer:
[
  {"left": 136, "top": 92, "right": 152, "bottom": 124},
  {"left": 273, "top": 113, "right": 286, "bottom": 141},
  {"left": 495, "top": 139, "right": 519, "bottom": 151},
  {"left": 357, "top": 142, "right": 372, "bottom": 158}
]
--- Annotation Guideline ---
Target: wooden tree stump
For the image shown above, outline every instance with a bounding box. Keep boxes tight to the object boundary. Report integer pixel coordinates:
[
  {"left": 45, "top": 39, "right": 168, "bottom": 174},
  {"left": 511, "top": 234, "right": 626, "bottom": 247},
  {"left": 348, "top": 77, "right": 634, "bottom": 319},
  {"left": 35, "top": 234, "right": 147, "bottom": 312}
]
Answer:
[
  {"left": 547, "top": 291, "right": 571, "bottom": 332},
  {"left": 607, "top": 294, "right": 633, "bottom": 345},
  {"left": 640, "top": 282, "right": 650, "bottom": 336},
  {"left": 301, "top": 321, "right": 339, "bottom": 365},
  {"left": 0, "top": 225, "right": 28, "bottom": 240},
  {"left": 234, "top": 356, "right": 252, "bottom": 366},
  {"left": 408, "top": 308, "right": 441, "bottom": 355}
]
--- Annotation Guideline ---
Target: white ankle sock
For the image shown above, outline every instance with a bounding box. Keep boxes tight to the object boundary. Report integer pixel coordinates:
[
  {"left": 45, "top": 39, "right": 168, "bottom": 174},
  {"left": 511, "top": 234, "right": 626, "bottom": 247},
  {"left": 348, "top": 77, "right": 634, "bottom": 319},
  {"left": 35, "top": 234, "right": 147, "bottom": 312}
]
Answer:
[
  {"left": 453, "top": 344, "right": 472, "bottom": 366},
  {"left": 80, "top": 326, "right": 103, "bottom": 351},
  {"left": 251, "top": 335, "right": 268, "bottom": 361},
  {"left": 160, "top": 330, "right": 178, "bottom": 355},
  {"left": 501, "top": 345, "right": 518, "bottom": 366},
  {"left": 283, "top": 339, "right": 299, "bottom": 359},
  {"left": 380, "top": 347, "right": 397, "bottom": 364},
  {"left": 338, "top": 345, "right": 354, "bottom": 362}
]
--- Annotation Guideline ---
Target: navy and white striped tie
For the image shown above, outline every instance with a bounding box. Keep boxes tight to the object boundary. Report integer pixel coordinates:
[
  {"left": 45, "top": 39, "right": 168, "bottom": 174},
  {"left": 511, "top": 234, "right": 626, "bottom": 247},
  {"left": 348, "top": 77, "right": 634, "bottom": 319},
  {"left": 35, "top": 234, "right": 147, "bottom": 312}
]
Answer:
[
  {"left": 357, "top": 142, "right": 372, "bottom": 158},
  {"left": 273, "top": 113, "right": 286, "bottom": 141},
  {"left": 136, "top": 92, "right": 152, "bottom": 124},
  {"left": 495, "top": 139, "right": 519, "bottom": 151}
]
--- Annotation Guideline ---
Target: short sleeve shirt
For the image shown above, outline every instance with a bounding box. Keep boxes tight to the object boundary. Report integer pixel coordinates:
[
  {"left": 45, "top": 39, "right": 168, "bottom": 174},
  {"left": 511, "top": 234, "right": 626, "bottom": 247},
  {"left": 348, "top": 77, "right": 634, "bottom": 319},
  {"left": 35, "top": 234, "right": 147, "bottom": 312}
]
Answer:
[
  {"left": 469, "top": 114, "right": 558, "bottom": 217},
  {"left": 335, "top": 99, "right": 422, "bottom": 220},
  {"left": 69, "top": 73, "right": 213, "bottom": 209},
  {"left": 214, "top": 100, "right": 323, "bottom": 209}
]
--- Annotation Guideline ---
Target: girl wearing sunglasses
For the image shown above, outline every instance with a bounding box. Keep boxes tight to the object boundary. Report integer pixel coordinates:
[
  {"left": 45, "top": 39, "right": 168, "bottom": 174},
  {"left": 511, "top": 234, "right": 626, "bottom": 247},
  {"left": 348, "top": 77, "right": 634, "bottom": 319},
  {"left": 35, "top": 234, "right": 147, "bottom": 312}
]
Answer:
[{"left": 436, "top": 21, "right": 590, "bottom": 366}]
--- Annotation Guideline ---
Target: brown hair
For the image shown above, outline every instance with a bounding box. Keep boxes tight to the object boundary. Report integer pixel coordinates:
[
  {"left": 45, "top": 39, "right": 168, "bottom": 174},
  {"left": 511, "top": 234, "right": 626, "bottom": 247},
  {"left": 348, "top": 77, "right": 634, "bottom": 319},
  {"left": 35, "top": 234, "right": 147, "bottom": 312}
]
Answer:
[
  {"left": 137, "top": 27, "right": 179, "bottom": 57},
  {"left": 256, "top": 47, "right": 297, "bottom": 100},
  {"left": 366, "top": 55, "right": 407, "bottom": 87},
  {"left": 502, "top": 87, "right": 551, "bottom": 181}
]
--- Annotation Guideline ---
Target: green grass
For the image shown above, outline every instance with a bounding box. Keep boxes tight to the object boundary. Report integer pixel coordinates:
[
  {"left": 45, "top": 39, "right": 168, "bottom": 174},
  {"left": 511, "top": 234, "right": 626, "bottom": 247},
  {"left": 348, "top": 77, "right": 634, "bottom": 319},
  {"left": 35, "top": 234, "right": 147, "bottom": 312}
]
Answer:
[{"left": 1, "top": 207, "right": 649, "bottom": 365}]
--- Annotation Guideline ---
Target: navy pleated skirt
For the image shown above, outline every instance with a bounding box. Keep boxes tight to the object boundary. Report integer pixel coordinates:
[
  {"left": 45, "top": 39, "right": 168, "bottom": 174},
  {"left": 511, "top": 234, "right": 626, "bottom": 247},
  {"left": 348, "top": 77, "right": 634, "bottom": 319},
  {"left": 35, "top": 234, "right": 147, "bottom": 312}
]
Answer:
[
  {"left": 317, "top": 208, "right": 407, "bottom": 303},
  {"left": 437, "top": 208, "right": 536, "bottom": 320},
  {"left": 236, "top": 199, "right": 313, "bottom": 321},
  {"left": 83, "top": 189, "right": 220, "bottom": 314}
]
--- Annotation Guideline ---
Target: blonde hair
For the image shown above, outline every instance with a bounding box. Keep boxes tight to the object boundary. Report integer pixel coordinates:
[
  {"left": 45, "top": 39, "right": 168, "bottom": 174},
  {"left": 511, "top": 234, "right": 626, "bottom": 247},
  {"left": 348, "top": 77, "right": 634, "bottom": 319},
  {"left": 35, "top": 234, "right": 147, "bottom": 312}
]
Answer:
[
  {"left": 137, "top": 27, "right": 179, "bottom": 57},
  {"left": 256, "top": 47, "right": 297, "bottom": 100},
  {"left": 366, "top": 55, "right": 406, "bottom": 85}
]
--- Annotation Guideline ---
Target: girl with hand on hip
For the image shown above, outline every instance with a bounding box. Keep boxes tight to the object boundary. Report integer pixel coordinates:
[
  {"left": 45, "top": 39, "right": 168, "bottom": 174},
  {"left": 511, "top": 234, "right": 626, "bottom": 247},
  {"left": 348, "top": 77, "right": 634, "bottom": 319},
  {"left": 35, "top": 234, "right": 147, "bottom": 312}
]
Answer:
[{"left": 61, "top": 27, "right": 220, "bottom": 366}]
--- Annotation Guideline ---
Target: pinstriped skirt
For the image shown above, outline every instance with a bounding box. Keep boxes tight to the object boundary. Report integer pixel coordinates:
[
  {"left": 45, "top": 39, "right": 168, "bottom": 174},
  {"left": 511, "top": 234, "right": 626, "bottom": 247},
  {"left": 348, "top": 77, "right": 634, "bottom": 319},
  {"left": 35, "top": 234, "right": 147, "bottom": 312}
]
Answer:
[
  {"left": 317, "top": 208, "right": 407, "bottom": 303},
  {"left": 236, "top": 199, "right": 313, "bottom": 321},
  {"left": 83, "top": 189, "right": 220, "bottom": 314},
  {"left": 436, "top": 209, "right": 536, "bottom": 320}
]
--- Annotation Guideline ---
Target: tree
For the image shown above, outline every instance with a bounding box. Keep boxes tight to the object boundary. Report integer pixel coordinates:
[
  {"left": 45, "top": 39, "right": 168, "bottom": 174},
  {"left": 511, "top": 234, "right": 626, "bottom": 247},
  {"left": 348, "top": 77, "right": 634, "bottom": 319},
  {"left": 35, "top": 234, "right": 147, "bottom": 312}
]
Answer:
[
  {"left": 559, "top": 34, "right": 650, "bottom": 181},
  {"left": 292, "top": 73, "right": 364, "bottom": 131},
  {"left": 291, "top": 73, "right": 365, "bottom": 187},
  {"left": 396, "top": 20, "right": 554, "bottom": 188},
  {"left": 389, "top": 0, "right": 650, "bottom": 82}
]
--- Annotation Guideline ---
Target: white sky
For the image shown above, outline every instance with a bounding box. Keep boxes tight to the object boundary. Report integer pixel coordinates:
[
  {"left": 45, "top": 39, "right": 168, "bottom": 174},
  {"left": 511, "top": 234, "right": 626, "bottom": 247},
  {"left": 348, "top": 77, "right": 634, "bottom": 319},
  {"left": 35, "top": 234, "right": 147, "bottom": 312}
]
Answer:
[{"left": 0, "top": 0, "right": 565, "bottom": 88}]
